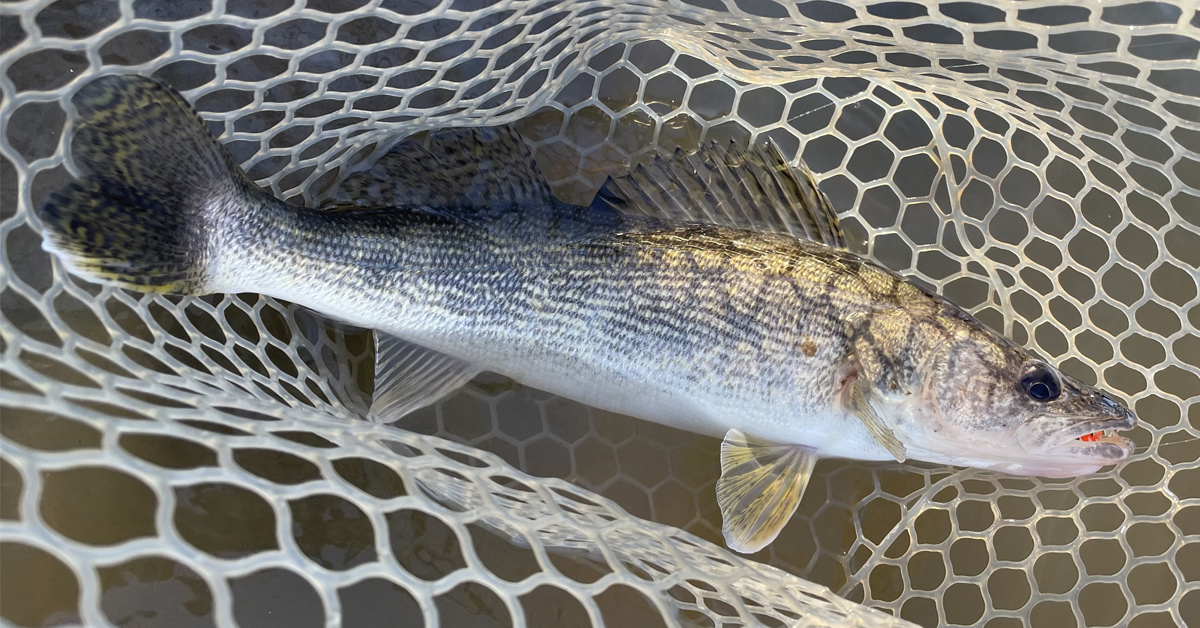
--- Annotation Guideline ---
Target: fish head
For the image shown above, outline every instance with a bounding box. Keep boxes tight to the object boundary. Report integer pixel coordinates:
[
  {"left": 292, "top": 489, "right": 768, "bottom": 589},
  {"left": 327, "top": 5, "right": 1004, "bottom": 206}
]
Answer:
[{"left": 859, "top": 305, "right": 1137, "bottom": 477}]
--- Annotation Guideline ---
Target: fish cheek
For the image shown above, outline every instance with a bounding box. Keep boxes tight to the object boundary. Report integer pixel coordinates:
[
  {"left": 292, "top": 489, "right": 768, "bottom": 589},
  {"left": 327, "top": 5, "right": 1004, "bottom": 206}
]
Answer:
[
  {"left": 1016, "top": 417, "right": 1066, "bottom": 453},
  {"left": 936, "top": 344, "right": 1002, "bottom": 423}
]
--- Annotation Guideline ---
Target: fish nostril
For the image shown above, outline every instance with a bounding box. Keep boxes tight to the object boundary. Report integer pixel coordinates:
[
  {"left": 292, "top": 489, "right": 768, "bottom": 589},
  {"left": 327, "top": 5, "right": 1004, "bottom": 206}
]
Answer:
[{"left": 1094, "top": 392, "right": 1135, "bottom": 428}]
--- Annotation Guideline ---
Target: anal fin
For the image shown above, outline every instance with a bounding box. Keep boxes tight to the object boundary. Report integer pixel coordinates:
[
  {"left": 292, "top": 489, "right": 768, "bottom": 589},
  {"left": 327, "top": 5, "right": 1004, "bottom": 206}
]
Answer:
[
  {"left": 368, "top": 333, "right": 481, "bottom": 424},
  {"left": 716, "top": 429, "right": 819, "bottom": 554}
]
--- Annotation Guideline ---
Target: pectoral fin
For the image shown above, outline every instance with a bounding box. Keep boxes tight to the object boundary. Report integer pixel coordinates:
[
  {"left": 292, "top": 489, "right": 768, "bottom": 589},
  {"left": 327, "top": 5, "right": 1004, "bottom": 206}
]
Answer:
[
  {"left": 367, "top": 333, "right": 480, "bottom": 424},
  {"left": 850, "top": 381, "right": 907, "bottom": 462},
  {"left": 716, "top": 429, "right": 819, "bottom": 554}
]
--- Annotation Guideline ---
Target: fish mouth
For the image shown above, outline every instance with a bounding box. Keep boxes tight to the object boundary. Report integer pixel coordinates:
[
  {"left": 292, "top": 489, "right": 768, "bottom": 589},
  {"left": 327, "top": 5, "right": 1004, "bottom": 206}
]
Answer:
[{"left": 1044, "top": 412, "right": 1137, "bottom": 461}]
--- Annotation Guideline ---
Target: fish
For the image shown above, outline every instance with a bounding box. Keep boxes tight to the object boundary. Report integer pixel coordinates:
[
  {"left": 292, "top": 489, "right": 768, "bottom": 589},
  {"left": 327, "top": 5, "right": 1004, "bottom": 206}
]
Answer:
[{"left": 37, "top": 75, "right": 1137, "bottom": 554}]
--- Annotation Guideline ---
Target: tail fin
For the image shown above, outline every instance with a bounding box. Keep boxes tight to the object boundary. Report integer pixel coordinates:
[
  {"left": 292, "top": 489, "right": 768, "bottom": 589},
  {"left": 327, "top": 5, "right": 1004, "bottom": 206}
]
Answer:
[{"left": 37, "top": 74, "right": 249, "bottom": 293}]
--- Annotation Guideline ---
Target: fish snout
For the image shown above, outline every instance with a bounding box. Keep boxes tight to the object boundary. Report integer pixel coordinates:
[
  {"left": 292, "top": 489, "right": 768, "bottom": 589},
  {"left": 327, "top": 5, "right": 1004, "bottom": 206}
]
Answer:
[{"left": 1098, "top": 392, "right": 1137, "bottom": 429}]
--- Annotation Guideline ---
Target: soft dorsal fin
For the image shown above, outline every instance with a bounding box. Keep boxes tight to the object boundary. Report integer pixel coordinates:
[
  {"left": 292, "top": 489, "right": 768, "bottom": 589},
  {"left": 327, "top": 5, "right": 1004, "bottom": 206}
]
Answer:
[
  {"left": 367, "top": 332, "right": 481, "bottom": 424},
  {"left": 326, "top": 124, "right": 554, "bottom": 210},
  {"left": 592, "top": 140, "right": 845, "bottom": 248}
]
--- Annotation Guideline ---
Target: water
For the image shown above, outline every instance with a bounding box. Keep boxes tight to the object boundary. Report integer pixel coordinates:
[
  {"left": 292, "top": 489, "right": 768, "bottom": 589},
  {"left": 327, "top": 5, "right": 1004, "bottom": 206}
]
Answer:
[{"left": 3, "top": 1, "right": 1198, "bottom": 627}]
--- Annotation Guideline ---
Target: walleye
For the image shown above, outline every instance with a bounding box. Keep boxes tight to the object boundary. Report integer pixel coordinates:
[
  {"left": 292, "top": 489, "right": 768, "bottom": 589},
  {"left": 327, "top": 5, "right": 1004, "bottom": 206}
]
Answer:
[{"left": 39, "top": 75, "right": 1137, "bottom": 553}]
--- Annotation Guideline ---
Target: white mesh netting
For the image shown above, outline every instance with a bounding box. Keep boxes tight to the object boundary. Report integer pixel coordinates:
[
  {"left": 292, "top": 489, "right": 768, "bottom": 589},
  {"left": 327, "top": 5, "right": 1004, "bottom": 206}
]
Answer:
[{"left": 1, "top": 0, "right": 1198, "bottom": 627}]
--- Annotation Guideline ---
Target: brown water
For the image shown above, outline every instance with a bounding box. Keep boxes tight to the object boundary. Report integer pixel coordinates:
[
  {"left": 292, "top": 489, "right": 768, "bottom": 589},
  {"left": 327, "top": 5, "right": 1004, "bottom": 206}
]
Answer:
[{"left": 3, "top": 1, "right": 1198, "bottom": 628}]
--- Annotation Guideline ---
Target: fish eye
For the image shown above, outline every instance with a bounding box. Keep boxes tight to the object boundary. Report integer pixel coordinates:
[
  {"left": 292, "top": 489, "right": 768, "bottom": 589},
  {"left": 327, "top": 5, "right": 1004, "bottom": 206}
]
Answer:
[{"left": 1020, "top": 365, "right": 1060, "bottom": 402}]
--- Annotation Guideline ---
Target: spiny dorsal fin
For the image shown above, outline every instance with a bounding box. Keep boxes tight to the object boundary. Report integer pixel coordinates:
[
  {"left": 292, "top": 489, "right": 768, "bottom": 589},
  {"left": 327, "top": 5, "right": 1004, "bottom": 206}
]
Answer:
[
  {"left": 592, "top": 140, "right": 845, "bottom": 248},
  {"left": 327, "top": 124, "right": 554, "bottom": 210},
  {"left": 367, "top": 332, "right": 481, "bottom": 424},
  {"left": 716, "top": 429, "right": 819, "bottom": 554}
]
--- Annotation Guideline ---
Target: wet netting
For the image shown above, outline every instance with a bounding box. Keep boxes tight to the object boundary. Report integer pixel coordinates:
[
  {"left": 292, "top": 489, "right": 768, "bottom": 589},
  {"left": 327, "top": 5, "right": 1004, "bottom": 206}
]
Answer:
[{"left": 1, "top": 0, "right": 1197, "bottom": 626}]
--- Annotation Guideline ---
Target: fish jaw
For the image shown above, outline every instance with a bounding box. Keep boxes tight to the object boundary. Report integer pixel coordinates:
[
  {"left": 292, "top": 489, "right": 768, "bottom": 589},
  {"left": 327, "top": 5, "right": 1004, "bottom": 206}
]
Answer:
[
  {"left": 1016, "top": 403, "right": 1137, "bottom": 452},
  {"left": 1016, "top": 410, "right": 1137, "bottom": 477},
  {"left": 903, "top": 410, "right": 1137, "bottom": 478}
]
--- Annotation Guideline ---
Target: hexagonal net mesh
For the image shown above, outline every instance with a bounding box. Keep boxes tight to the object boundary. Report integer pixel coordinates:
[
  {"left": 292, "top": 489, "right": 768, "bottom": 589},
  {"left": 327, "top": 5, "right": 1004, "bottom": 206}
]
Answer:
[{"left": 0, "top": 0, "right": 1197, "bottom": 627}]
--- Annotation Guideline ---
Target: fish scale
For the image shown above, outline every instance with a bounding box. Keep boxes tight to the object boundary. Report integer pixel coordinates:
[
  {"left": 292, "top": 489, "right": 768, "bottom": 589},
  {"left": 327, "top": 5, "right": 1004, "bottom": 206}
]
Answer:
[
  {"left": 222, "top": 193, "right": 932, "bottom": 452},
  {"left": 38, "top": 74, "right": 1138, "bottom": 555}
]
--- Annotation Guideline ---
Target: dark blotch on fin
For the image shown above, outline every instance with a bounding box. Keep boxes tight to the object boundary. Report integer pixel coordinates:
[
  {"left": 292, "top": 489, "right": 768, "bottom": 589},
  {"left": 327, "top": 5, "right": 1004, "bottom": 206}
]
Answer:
[
  {"left": 592, "top": 140, "right": 845, "bottom": 248},
  {"left": 327, "top": 125, "right": 554, "bottom": 210}
]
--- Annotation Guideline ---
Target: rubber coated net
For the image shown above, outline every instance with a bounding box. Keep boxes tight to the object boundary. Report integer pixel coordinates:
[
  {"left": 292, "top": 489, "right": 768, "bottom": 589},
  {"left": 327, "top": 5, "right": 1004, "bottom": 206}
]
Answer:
[{"left": 1, "top": 1, "right": 1197, "bottom": 627}]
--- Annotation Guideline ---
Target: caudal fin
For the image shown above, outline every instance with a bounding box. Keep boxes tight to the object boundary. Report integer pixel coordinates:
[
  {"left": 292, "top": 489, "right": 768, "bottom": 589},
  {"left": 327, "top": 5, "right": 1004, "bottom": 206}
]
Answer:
[{"left": 37, "top": 74, "right": 250, "bottom": 293}]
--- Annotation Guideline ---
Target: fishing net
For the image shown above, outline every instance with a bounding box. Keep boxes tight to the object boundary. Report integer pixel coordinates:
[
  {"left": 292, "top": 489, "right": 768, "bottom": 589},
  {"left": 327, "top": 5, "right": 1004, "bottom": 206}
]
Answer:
[{"left": 1, "top": 0, "right": 1197, "bottom": 627}]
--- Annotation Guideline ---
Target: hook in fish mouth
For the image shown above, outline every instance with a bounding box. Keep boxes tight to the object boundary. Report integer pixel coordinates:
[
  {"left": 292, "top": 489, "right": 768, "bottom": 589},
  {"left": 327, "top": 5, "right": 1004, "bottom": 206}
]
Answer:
[{"left": 1044, "top": 412, "right": 1138, "bottom": 460}]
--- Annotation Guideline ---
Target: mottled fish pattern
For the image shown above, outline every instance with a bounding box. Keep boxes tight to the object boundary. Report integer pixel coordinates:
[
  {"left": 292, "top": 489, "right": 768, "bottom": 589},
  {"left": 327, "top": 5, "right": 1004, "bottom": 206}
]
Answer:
[{"left": 39, "top": 75, "right": 1138, "bottom": 553}]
